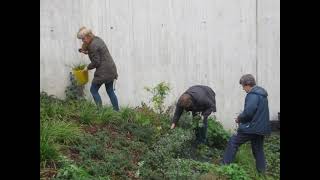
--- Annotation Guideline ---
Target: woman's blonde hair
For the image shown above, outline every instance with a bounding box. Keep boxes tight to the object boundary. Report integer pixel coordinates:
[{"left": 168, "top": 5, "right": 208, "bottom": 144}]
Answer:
[{"left": 77, "top": 26, "right": 94, "bottom": 39}]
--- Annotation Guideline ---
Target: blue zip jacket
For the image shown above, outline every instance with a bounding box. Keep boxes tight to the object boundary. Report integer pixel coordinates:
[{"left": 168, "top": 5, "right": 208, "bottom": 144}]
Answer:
[{"left": 238, "top": 86, "right": 271, "bottom": 135}]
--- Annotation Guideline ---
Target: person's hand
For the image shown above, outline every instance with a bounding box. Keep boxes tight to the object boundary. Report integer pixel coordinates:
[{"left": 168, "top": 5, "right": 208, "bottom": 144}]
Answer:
[
  {"left": 235, "top": 117, "right": 240, "bottom": 123},
  {"left": 170, "top": 123, "right": 176, "bottom": 129},
  {"left": 78, "top": 48, "right": 88, "bottom": 54},
  {"left": 78, "top": 48, "right": 84, "bottom": 53}
]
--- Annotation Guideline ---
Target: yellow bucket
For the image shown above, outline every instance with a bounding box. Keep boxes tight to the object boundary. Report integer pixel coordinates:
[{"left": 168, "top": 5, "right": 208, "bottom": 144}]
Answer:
[{"left": 72, "top": 69, "right": 88, "bottom": 85}]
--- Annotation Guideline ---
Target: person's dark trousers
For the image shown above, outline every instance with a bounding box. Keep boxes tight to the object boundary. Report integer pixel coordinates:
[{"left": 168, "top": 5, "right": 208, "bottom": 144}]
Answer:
[
  {"left": 90, "top": 80, "right": 119, "bottom": 111},
  {"left": 221, "top": 132, "right": 266, "bottom": 173},
  {"left": 195, "top": 117, "right": 208, "bottom": 144}
]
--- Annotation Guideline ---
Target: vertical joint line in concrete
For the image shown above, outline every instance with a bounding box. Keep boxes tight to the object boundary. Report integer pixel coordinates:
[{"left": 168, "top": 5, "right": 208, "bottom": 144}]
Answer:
[
  {"left": 256, "top": 0, "right": 258, "bottom": 84},
  {"left": 109, "top": 0, "right": 112, "bottom": 49}
]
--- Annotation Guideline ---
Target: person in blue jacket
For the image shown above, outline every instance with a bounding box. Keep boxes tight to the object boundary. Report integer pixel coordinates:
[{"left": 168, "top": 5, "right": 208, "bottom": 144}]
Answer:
[{"left": 221, "top": 74, "right": 271, "bottom": 173}]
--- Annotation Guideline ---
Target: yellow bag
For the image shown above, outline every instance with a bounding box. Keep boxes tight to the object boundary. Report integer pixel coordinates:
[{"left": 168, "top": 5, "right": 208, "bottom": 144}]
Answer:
[{"left": 73, "top": 69, "right": 88, "bottom": 85}]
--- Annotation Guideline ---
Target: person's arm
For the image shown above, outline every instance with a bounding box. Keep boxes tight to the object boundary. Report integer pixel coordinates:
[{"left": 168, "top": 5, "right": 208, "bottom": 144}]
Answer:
[
  {"left": 171, "top": 105, "right": 184, "bottom": 129},
  {"left": 78, "top": 48, "right": 88, "bottom": 54},
  {"left": 79, "top": 43, "right": 89, "bottom": 54},
  {"left": 87, "top": 44, "right": 101, "bottom": 70},
  {"left": 238, "top": 94, "right": 259, "bottom": 123}
]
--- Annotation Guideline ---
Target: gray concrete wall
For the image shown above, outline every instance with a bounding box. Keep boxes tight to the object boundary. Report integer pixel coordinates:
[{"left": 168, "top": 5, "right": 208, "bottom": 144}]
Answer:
[{"left": 40, "top": 0, "right": 280, "bottom": 130}]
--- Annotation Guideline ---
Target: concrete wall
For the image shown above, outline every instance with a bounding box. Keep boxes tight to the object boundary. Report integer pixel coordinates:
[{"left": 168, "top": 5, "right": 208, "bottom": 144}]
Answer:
[
  {"left": 257, "top": 0, "right": 280, "bottom": 120},
  {"left": 40, "top": 0, "right": 280, "bottom": 130}
]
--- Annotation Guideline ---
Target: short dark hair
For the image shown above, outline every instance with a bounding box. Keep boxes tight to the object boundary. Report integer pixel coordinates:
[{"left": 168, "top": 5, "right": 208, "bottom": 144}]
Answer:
[
  {"left": 178, "top": 94, "right": 192, "bottom": 108},
  {"left": 239, "top": 74, "right": 256, "bottom": 86}
]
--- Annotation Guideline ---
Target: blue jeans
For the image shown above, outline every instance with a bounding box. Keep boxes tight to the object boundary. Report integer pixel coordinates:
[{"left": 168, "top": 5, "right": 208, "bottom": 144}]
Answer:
[
  {"left": 90, "top": 81, "right": 119, "bottom": 111},
  {"left": 222, "top": 133, "right": 266, "bottom": 173}
]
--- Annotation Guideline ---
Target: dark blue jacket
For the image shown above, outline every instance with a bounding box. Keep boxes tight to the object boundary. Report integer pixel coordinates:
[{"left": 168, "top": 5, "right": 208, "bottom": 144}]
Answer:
[{"left": 237, "top": 86, "right": 271, "bottom": 135}]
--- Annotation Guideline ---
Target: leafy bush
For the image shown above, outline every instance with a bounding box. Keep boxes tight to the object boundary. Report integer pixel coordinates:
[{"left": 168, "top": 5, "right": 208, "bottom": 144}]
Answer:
[
  {"left": 139, "top": 128, "right": 193, "bottom": 178},
  {"left": 121, "top": 122, "right": 156, "bottom": 145},
  {"left": 71, "top": 63, "right": 87, "bottom": 71},
  {"left": 119, "top": 107, "right": 136, "bottom": 123},
  {"left": 134, "top": 103, "right": 171, "bottom": 131},
  {"left": 77, "top": 101, "right": 99, "bottom": 124},
  {"left": 81, "top": 158, "right": 131, "bottom": 178},
  {"left": 144, "top": 82, "right": 170, "bottom": 114},
  {"left": 216, "top": 163, "right": 250, "bottom": 180},
  {"left": 206, "top": 118, "right": 231, "bottom": 149},
  {"left": 134, "top": 111, "right": 152, "bottom": 126},
  {"left": 41, "top": 92, "right": 70, "bottom": 121},
  {"left": 132, "top": 103, "right": 172, "bottom": 142},
  {"left": 40, "top": 120, "right": 82, "bottom": 165},
  {"left": 72, "top": 126, "right": 147, "bottom": 179},
  {"left": 97, "top": 106, "right": 122, "bottom": 124},
  {"left": 53, "top": 156, "right": 95, "bottom": 180},
  {"left": 40, "top": 132, "right": 59, "bottom": 166},
  {"left": 177, "top": 111, "right": 196, "bottom": 129},
  {"left": 65, "top": 72, "right": 85, "bottom": 101},
  {"left": 76, "top": 132, "right": 109, "bottom": 160},
  {"left": 46, "top": 121, "right": 82, "bottom": 145},
  {"left": 40, "top": 90, "right": 279, "bottom": 180},
  {"left": 138, "top": 157, "right": 226, "bottom": 179},
  {"left": 265, "top": 134, "right": 280, "bottom": 179},
  {"left": 164, "top": 158, "right": 219, "bottom": 179}
]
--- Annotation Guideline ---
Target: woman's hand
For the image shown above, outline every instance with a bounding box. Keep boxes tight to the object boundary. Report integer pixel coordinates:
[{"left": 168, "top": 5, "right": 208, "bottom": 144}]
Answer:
[
  {"left": 170, "top": 123, "right": 176, "bottom": 129},
  {"left": 78, "top": 48, "right": 88, "bottom": 54}
]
